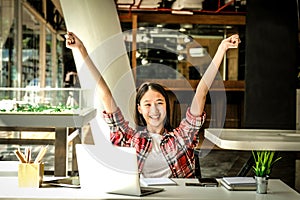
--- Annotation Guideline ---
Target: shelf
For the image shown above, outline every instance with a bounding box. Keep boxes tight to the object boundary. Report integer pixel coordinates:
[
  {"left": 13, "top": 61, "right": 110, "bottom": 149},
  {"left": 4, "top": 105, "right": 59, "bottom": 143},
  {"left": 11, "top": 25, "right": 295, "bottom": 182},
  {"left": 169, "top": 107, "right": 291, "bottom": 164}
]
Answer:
[
  {"left": 136, "top": 79, "right": 245, "bottom": 92},
  {"left": 119, "top": 13, "right": 246, "bottom": 25}
]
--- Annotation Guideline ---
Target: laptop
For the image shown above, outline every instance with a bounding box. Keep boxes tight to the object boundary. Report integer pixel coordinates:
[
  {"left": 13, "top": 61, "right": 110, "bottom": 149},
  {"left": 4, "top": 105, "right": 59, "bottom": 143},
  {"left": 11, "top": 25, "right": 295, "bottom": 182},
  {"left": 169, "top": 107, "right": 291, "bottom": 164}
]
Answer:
[{"left": 75, "top": 144, "right": 164, "bottom": 196}]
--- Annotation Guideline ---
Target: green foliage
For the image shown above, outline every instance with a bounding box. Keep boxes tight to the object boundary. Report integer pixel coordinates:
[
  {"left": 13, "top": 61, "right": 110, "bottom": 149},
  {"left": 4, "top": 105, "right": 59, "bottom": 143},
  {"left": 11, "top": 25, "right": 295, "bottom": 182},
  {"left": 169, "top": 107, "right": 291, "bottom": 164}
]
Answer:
[
  {"left": 252, "top": 151, "right": 282, "bottom": 177},
  {"left": 0, "top": 103, "right": 79, "bottom": 113}
]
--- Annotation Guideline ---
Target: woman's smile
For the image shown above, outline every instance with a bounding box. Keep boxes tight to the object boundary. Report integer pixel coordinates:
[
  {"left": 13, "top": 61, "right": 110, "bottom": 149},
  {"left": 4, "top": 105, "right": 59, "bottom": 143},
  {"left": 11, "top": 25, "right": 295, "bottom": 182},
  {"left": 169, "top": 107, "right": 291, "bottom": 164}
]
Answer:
[
  {"left": 138, "top": 89, "right": 167, "bottom": 133},
  {"left": 149, "top": 114, "right": 160, "bottom": 119}
]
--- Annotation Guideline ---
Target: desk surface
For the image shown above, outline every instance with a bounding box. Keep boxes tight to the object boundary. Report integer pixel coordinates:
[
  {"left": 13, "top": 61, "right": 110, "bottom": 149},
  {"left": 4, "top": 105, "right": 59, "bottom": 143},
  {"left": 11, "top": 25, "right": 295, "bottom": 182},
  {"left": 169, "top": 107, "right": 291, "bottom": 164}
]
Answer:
[
  {"left": 0, "top": 177, "right": 299, "bottom": 200},
  {"left": 0, "top": 108, "right": 97, "bottom": 127},
  {"left": 204, "top": 128, "right": 300, "bottom": 151}
]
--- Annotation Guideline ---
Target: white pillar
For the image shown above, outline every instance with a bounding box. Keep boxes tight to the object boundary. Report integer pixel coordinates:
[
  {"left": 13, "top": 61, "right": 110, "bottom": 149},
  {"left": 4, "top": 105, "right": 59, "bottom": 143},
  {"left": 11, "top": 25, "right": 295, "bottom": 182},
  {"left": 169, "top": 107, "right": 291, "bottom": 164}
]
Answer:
[{"left": 60, "top": 0, "right": 136, "bottom": 145}]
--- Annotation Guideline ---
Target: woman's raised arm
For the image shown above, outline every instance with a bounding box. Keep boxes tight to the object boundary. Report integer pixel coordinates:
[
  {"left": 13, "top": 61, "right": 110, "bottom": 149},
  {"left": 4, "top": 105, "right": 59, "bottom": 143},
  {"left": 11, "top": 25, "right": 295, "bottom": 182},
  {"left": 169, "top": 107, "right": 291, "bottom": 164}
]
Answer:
[
  {"left": 65, "top": 31, "right": 118, "bottom": 113},
  {"left": 190, "top": 34, "right": 241, "bottom": 116}
]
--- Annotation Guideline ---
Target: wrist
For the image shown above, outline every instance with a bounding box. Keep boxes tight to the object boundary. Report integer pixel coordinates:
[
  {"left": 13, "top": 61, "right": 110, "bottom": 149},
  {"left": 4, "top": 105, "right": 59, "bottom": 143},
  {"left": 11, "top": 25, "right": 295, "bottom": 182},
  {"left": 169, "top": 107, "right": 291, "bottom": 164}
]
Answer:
[
  {"left": 78, "top": 45, "right": 88, "bottom": 57},
  {"left": 217, "top": 44, "right": 227, "bottom": 54}
]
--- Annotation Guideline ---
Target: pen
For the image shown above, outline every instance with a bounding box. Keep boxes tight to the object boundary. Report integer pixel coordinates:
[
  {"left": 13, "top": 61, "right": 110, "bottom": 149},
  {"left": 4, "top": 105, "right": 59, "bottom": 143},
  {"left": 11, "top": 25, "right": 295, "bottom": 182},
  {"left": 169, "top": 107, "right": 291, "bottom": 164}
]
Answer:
[
  {"left": 14, "top": 150, "right": 26, "bottom": 163},
  {"left": 34, "top": 145, "right": 48, "bottom": 164},
  {"left": 25, "top": 147, "right": 31, "bottom": 163}
]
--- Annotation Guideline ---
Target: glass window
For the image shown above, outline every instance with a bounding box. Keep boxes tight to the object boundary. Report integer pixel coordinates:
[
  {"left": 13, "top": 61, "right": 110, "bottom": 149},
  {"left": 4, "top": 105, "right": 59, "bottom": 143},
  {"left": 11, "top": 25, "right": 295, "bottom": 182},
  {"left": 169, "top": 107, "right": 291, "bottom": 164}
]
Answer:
[
  {"left": 0, "top": 0, "right": 70, "bottom": 174},
  {"left": 22, "top": 6, "right": 40, "bottom": 87},
  {"left": 45, "top": 28, "right": 52, "bottom": 87},
  {"left": 0, "top": 0, "right": 15, "bottom": 87},
  {"left": 56, "top": 39, "right": 64, "bottom": 88}
]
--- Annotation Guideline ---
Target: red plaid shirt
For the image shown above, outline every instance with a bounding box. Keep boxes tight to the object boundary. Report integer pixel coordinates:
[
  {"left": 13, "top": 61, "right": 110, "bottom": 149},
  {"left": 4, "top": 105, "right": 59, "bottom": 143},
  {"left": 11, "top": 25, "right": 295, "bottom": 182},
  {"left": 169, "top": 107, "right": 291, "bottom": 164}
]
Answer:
[{"left": 103, "top": 107, "right": 206, "bottom": 178}]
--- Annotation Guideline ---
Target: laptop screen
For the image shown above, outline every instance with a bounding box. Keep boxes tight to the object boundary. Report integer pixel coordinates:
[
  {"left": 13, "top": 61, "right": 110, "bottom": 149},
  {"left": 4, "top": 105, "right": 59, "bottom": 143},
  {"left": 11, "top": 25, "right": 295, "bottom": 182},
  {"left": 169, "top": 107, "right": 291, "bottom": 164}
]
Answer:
[{"left": 76, "top": 144, "right": 163, "bottom": 196}]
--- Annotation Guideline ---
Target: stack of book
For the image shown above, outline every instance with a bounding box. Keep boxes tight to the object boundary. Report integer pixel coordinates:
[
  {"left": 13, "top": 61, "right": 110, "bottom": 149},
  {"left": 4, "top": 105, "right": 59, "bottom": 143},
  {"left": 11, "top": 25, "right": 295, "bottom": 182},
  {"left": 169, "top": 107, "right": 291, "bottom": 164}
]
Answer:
[{"left": 220, "top": 177, "right": 256, "bottom": 191}]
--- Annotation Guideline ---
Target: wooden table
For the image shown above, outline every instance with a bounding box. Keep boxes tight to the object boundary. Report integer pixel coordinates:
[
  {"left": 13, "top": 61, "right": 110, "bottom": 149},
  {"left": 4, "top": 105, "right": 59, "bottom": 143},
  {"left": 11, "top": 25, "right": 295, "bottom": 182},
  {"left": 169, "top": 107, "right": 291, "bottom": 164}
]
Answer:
[{"left": 0, "top": 108, "right": 96, "bottom": 176}]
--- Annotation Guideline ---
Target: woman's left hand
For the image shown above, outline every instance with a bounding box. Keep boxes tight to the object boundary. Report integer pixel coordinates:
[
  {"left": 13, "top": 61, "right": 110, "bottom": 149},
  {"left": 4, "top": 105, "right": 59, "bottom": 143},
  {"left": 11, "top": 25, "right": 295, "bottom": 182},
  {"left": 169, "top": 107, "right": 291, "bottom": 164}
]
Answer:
[{"left": 220, "top": 34, "right": 241, "bottom": 51}]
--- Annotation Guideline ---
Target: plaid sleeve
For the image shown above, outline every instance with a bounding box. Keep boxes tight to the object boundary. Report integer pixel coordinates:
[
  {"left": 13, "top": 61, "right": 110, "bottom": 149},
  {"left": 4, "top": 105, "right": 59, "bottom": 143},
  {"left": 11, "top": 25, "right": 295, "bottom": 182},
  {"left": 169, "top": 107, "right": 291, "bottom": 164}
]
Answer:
[
  {"left": 102, "top": 107, "right": 134, "bottom": 147},
  {"left": 185, "top": 107, "right": 206, "bottom": 128},
  {"left": 102, "top": 107, "right": 125, "bottom": 132},
  {"left": 175, "top": 107, "right": 206, "bottom": 148}
]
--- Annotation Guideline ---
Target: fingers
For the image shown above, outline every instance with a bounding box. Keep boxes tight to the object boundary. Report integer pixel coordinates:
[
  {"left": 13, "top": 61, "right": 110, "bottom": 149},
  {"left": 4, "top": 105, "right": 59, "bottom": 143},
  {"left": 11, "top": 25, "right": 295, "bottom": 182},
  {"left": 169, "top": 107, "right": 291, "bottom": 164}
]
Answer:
[
  {"left": 65, "top": 31, "right": 75, "bottom": 45},
  {"left": 228, "top": 34, "right": 241, "bottom": 48},
  {"left": 232, "top": 34, "right": 241, "bottom": 43}
]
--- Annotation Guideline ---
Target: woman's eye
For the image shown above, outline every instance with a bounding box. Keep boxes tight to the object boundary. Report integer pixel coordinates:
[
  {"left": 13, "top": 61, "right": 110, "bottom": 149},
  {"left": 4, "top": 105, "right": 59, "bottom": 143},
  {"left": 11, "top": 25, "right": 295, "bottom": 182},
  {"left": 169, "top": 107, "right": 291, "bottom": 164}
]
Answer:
[{"left": 157, "top": 101, "right": 164, "bottom": 105}]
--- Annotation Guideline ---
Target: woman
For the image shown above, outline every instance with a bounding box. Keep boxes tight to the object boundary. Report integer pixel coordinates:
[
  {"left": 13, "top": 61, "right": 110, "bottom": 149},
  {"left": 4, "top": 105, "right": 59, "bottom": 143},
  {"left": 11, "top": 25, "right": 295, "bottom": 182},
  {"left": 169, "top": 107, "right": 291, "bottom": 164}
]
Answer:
[{"left": 65, "top": 32, "right": 240, "bottom": 178}]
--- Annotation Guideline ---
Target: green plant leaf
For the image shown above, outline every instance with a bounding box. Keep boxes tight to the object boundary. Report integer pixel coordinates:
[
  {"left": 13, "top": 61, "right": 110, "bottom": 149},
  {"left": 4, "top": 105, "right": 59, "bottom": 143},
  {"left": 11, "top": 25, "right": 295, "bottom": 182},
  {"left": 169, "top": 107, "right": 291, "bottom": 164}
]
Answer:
[{"left": 252, "top": 150, "right": 281, "bottom": 177}]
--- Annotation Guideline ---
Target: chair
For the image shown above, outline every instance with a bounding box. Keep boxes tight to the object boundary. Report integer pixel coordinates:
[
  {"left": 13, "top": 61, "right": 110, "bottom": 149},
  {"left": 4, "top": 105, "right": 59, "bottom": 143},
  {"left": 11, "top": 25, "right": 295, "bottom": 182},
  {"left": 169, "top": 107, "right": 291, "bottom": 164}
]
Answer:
[{"left": 194, "top": 149, "right": 202, "bottom": 179}]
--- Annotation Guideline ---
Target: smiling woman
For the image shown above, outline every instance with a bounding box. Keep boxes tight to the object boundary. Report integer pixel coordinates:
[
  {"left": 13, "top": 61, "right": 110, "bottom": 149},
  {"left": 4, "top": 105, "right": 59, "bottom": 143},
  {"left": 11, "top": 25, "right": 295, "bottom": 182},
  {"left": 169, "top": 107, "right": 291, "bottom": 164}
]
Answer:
[{"left": 65, "top": 29, "right": 240, "bottom": 178}]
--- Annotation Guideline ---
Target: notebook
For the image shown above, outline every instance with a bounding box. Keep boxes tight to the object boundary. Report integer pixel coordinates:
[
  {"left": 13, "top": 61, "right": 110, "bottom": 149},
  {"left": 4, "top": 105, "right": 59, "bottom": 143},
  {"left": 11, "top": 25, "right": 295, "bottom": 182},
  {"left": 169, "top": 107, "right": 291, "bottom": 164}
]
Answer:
[
  {"left": 75, "top": 144, "right": 164, "bottom": 196},
  {"left": 220, "top": 177, "right": 256, "bottom": 191},
  {"left": 140, "top": 177, "right": 177, "bottom": 186}
]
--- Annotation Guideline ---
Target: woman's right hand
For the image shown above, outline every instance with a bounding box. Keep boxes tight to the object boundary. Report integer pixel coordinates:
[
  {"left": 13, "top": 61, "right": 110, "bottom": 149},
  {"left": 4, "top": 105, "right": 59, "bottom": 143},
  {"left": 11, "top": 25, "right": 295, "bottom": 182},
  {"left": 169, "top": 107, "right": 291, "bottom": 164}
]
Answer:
[
  {"left": 65, "top": 31, "right": 88, "bottom": 58},
  {"left": 64, "top": 31, "right": 84, "bottom": 50}
]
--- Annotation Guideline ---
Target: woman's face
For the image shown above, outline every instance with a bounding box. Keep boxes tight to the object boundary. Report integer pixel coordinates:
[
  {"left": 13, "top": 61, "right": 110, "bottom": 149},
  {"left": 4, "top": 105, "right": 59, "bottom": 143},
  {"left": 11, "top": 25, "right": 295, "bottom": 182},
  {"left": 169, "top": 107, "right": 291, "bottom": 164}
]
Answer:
[{"left": 137, "top": 89, "right": 167, "bottom": 133}]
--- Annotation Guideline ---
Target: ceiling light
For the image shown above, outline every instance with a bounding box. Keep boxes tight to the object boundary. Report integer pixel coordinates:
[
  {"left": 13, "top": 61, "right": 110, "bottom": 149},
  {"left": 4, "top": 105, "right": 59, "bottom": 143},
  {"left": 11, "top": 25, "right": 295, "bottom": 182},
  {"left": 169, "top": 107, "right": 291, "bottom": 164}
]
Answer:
[
  {"left": 178, "top": 54, "right": 184, "bottom": 61},
  {"left": 141, "top": 58, "right": 148, "bottom": 65}
]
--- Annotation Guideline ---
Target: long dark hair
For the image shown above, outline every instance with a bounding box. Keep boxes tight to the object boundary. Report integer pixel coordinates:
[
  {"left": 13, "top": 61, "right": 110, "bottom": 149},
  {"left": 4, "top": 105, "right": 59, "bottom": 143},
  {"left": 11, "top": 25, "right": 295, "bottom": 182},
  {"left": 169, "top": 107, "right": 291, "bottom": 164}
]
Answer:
[{"left": 135, "top": 82, "right": 172, "bottom": 131}]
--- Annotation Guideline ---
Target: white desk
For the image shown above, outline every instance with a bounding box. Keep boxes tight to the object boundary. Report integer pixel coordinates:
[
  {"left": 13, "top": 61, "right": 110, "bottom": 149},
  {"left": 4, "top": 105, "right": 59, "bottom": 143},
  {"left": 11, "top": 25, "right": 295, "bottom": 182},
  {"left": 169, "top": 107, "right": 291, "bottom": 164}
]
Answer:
[
  {"left": 204, "top": 128, "right": 300, "bottom": 151},
  {"left": 0, "top": 177, "right": 299, "bottom": 200}
]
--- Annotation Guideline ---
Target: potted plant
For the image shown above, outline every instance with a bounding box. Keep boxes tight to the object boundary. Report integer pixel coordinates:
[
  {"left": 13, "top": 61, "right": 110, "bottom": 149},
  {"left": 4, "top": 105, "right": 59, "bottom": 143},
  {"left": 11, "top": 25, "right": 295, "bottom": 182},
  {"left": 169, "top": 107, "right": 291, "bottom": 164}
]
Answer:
[{"left": 252, "top": 150, "right": 282, "bottom": 194}]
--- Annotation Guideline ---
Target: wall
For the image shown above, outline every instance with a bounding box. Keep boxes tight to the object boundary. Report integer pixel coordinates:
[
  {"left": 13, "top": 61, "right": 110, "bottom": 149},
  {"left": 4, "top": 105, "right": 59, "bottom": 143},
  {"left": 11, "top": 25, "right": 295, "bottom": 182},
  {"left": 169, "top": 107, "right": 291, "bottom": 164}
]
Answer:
[
  {"left": 244, "top": 0, "right": 299, "bottom": 188},
  {"left": 244, "top": 0, "right": 298, "bottom": 129}
]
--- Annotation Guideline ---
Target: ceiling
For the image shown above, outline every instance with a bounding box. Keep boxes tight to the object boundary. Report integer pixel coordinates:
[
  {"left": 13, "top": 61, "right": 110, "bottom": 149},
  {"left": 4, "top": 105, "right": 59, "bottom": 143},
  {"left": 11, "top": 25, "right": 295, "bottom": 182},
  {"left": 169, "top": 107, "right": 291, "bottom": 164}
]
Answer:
[
  {"left": 115, "top": 0, "right": 247, "bottom": 14},
  {"left": 54, "top": 0, "right": 247, "bottom": 20},
  {"left": 49, "top": 0, "right": 245, "bottom": 37}
]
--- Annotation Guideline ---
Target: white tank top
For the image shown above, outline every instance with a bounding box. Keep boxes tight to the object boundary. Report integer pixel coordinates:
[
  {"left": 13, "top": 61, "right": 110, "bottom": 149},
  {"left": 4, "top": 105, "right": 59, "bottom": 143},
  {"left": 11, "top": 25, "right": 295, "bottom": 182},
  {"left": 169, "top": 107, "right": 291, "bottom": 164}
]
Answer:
[{"left": 141, "top": 133, "right": 172, "bottom": 178}]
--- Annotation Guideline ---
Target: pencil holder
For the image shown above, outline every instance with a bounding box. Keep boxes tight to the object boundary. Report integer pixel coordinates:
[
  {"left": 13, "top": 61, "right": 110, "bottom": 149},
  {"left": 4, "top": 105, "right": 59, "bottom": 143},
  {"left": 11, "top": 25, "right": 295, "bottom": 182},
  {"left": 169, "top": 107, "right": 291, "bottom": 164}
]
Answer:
[{"left": 18, "top": 163, "right": 44, "bottom": 188}]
